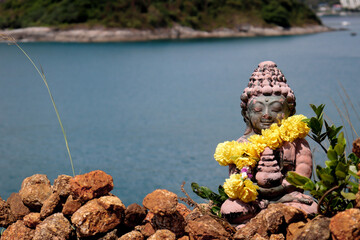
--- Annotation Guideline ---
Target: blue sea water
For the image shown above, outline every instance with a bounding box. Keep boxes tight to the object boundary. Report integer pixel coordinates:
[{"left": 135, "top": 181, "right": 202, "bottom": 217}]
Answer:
[{"left": 0, "top": 15, "right": 360, "bottom": 206}]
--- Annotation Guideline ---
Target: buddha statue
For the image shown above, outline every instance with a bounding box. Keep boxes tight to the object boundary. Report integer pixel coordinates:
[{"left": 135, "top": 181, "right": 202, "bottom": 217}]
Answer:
[{"left": 220, "top": 61, "right": 317, "bottom": 224}]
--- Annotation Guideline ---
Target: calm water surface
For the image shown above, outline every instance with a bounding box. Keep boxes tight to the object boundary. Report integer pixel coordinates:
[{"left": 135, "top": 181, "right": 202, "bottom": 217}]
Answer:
[{"left": 0, "top": 15, "right": 360, "bottom": 205}]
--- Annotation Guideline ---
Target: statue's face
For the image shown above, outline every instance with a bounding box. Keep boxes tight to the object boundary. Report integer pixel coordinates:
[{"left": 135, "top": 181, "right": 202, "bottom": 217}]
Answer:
[{"left": 247, "top": 95, "right": 290, "bottom": 134}]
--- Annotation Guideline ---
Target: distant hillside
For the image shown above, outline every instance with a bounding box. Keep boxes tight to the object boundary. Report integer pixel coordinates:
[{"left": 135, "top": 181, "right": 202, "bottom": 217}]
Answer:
[{"left": 0, "top": 0, "right": 322, "bottom": 30}]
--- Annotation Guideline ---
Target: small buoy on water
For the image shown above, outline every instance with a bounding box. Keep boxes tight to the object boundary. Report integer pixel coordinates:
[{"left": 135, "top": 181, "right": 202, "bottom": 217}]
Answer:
[{"left": 351, "top": 32, "right": 357, "bottom": 36}]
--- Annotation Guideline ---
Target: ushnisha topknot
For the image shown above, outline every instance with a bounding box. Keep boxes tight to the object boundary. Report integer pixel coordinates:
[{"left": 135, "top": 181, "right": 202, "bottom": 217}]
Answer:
[{"left": 240, "top": 61, "right": 296, "bottom": 116}]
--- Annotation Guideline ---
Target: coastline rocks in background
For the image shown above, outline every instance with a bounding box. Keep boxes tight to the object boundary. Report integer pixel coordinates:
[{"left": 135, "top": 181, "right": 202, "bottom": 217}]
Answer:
[
  {"left": 19, "top": 174, "right": 52, "bottom": 211},
  {"left": 53, "top": 174, "right": 72, "bottom": 198},
  {"left": 124, "top": 203, "right": 147, "bottom": 228},
  {"left": 23, "top": 212, "right": 41, "bottom": 228},
  {"left": 6, "top": 193, "right": 30, "bottom": 220},
  {"left": 33, "top": 213, "right": 72, "bottom": 240},
  {"left": 143, "top": 189, "right": 178, "bottom": 215},
  {"left": 71, "top": 195, "right": 125, "bottom": 237},
  {"left": 1, "top": 220, "right": 34, "bottom": 240},
  {"left": 69, "top": 170, "right": 114, "bottom": 201},
  {"left": 330, "top": 208, "right": 360, "bottom": 240}
]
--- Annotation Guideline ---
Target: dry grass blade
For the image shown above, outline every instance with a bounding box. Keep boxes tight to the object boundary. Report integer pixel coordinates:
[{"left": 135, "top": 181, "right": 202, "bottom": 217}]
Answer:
[
  {"left": 338, "top": 81, "right": 360, "bottom": 123},
  {"left": 2, "top": 33, "right": 75, "bottom": 177}
]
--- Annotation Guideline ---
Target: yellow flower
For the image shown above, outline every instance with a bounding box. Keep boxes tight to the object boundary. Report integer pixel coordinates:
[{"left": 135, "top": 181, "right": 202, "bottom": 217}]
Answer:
[
  {"left": 214, "top": 141, "right": 244, "bottom": 166},
  {"left": 261, "top": 126, "right": 283, "bottom": 149},
  {"left": 223, "top": 174, "right": 259, "bottom": 202}
]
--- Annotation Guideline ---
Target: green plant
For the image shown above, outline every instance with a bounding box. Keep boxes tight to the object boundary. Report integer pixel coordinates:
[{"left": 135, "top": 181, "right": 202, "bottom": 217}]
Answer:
[
  {"left": 191, "top": 182, "right": 228, "bottom": 217},
  {"left": 0, "top": 34, "right": 75, "bottom": 177},
  {"left": 286, "top": 104, "right": 360, "bottom": 216}
]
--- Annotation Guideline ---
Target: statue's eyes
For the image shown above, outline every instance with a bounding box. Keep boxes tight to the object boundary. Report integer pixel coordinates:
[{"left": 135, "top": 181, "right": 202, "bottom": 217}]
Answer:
[
  {"left": 253, "top": 107, "right": 263, "bottom": 112},
  {"left": 271, "top": 103, "right": 283, "bottom": 112}
]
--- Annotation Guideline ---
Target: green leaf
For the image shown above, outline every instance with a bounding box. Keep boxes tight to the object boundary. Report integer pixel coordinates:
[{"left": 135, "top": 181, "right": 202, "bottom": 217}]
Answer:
[
  {"left": 211, "top": 206, "right": 221, "bottom": 217},
  {"left": 309, "top": 117, "right": 322, "bottom": 134},
  {"left": 286, "top": 171, "right": 312, "bottom": 188},
  {"left": 325, "top": 160, "right": 338, "bottom": 168},
  {"left": 341, "top": 191, "right": 357, "bottom": 200},
  {"left": 334, "top": 143, "right": 345, "bottom": 156},
  {"left": 303, "top": 181, "right": 316, "bottom": 191},
  {"left": 348, "top": 153, "right": 360, "bottom": 166},
  {"left": 338, "top": 132, "right": 346, "bottom": 146},
  {"left": 327, "top": 149, "right": 338, "bottom": 161},
  {"left": 335, "top": 170, "right": 347, "bottom": 179},
  {"left": 191, "top": 183, "right": 213, "bottom": 199}
]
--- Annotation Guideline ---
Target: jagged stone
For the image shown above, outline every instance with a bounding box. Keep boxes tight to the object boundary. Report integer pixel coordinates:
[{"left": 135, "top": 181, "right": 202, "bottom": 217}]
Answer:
[
  {"left": 293, "top": 215, "right": 330, "bottom": 240},
  {"left": 286, "top": 221, "right": 306, "bottom": 240},
  {"left": 62, "top": 194, "right": 82, "bottom": 216},
  {"left": 70, "top": 170, "right": 114, "bottom": 201},
  {"left": 1, "top": 220, "right": 35, "bottom": 240},
  {"left": 19, "top": 174, "right": 52, "bottom": 211},
  {"left": 148, "top": 229, "right": 176, "bottom": 240},
  {"left": 33, "top": 213, "right": 72, "bottom": 240},
  {"left": 143, "top": 189, "right": 178, "bottom": 215},
  {"left": 6, "top": 193, "right": 30, "bottom": 220},
  {"left": 186, "top": 215, "right": 231, "bottom": 240},
  {"left": 135, "top": 222, "right": 156, "bottom": 237},
  {"left": 98, "top": 229, "right": 119, "bottom": 240},
  {"left": 0, "top": 197, "right": 15, "bottom": 227},
  {"left": 330, "top": 208, "right": 360, "bottom": 240},
  {"left": 40, "top": 192, "right": 61, "bottom": 219},
  {"left": 118, "top": 230, "right": 144, "bottom": 240},
  {"left": 53, "top": 174, "right": 72, "bottom": 198},
  {"left": 152, "top": 211, "right": 186, "bottom": 237},
  {"left": 124, "top": 203, "right": 147, "bottom": 228},
  {"left": 71, "top": 196, "right": 125, "bottom": 237},
  {"left": 270, "top": 233, "right": 285, "bottom": 240},
  {"left": 23, "top": 212, "right": 42, "bottom": 229}
]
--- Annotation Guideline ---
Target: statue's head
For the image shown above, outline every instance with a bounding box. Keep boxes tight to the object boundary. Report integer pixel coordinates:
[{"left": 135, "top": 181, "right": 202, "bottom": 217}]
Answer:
[{"left": 241, "top": 61, "right": 296, "bottom": 135}]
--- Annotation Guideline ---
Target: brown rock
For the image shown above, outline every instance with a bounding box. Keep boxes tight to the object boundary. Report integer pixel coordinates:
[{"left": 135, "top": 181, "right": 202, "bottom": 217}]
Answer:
[
  {"left": 270, "top": 233, "right": 285, "bottom": 240},
  {"left": 148, "top": 229, "right": 176, "bottom": 240},
  {"left": 135, "top": 222, "right": 156, "bottom": 237},
  {"left": 69, "top": 170, "right": 114, "bottom": 201},
  {"left": 6, "top": 193, "right": 30, "bottom": 220},
  {"left": 143, "top": 189, "right": 178, "bottom": 215},
  {"left": 144, "top": 211, "right": 155, "bottom": 222},
  {"left": 176, "top": 203, "right": 191, "bottom": 218},
  {"left": 119, "top": 230, "right": 144, "bottom": 240},
  {"left": 19, "top": 174, "right": 52, "bottom": 211},
  {"left": 40, "top": 192, "right": 61, "bottom": 219},
  {"left": 178, "top": 236, "right": 190, "bottom": 240},
  {"left": 0, "top": 197, "right": 15, "bottom": 227},
  {"left": 53, "top": 174, "right": 72, "bottom": 198},
  {"left": 71, "top": 196, "right": 125, "bottom": 237},
  {"left": 1, "top": 220, "right": 34, "bottom": 240},
  {"left": 152, "top": 211, "right": 186, "bottom": 237},
  {"left": 33, "top": 213, "right": 72, "bottom": 240},
  {"left": 23, "top": 212, "right": 42, "bottom": 228},
  {"left": 330, "top": 208, "right": 360, "bottom": 240},
  {"left": 286, "top": 221, "right": 306, "bottom": 240},
  {"left": 98, "top": 229, "right": 119, "bottom": 240},
  {"left": 352, "top": 138, "right": 360, "bottom": 159},
  {"left": 124, "top": 203, "right": 147, "bottom": 228},
  {"left": 280, "top": 204, "right": 307, "bottom": 224},
  {"left": 252, "top": 233, "right": 267, "bottom": 240},
  {"left": 62, "top": 194, "right": 82, "bottom": 216},
  {"left": 186, "top": 215, "right": 231, "bottom": 240},
  {"left": 294, "top": 215, "right": 330, "bottom": 240}
]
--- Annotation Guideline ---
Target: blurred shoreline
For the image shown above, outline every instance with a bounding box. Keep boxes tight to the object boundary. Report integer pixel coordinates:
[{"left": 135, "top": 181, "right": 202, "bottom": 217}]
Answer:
[{"left": 0, "top": 25, "right": 332, "bottom": 42}]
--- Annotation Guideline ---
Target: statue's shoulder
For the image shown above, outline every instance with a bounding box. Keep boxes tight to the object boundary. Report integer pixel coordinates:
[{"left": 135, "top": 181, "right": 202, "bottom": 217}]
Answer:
[{"left": 237, "top": 136, "right": 249, "bottom": 143}]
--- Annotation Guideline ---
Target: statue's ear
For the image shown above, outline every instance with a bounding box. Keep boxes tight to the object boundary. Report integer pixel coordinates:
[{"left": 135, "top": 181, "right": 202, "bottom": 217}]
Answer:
[{"left": 242, "top": 109, "right": 252, "bottom": 134}]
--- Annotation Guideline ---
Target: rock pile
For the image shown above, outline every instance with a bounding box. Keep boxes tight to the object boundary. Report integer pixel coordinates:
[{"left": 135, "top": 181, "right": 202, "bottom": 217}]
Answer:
[{"left": 1, "top": 170, "right": 360, "bottom": 239}]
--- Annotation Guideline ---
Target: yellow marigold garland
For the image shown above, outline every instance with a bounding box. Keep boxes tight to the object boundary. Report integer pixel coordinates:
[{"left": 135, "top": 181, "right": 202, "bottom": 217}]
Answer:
[{"left": 214, "top": 114, "right": 310, "bottom": 202}]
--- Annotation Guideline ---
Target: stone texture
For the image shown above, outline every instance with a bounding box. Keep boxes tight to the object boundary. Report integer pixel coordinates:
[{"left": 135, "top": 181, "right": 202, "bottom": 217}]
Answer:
[
  {"left": 19, "top": 174, "right": 52, "bottom": 211},
  {"left": 71, "top": 196, "right": 125, "bottom": 237},
  {"left": 53, "top": 174, "right": 72, "bottom": 198},
  {"left": 69, "top": 170, "right": 114, "bottom": 201},
  {"left": 0, "top": 197, "right": 15, "bottom": 227},
  {"left": 178, "top": 236, "right": 190, "bottom": 240},
  {"left": 176, "top": 203, "right": 191, "bottom": 218},
  {"left": 286, "top": 221, "right": 306, "bottom": 240},
  {"left": 330, "top": 208, "right": 360, "bottom": 240},
  {"left": 98, "top": 229, "right": 119, "bottom": 240},
  {"left": 252, "top": 233, "right": 268, "bottom": 240},
  {"left": 6, "top": 192, "right": 30, "bottom": 220},
  {"left": 186, "top": 215, "right": 231, "bottom": 240},
  {"left": 124, "top": 203, "right": 147, "bottom": 228},
  {"left": 1, "top": 220, "right": 35, "bottom": 240},
  {"left": 23, "top": 212, "right": 42, "bottom": 228},
  {"left": 293, "top": 215, "right": 330, "bottom": 240},
  {"left": 352, "top": 138, "right": 360, "bottom": 158},
  {"left": 143, "top": 189, "right": 178, "bottom": 215},
  {"left": 62, "top": 194, "right": 82, "bottom": 216},
  {"left": 234, "top": 203, "right": 306, "bottom": 240},
  {"left": 40, "top": 192, "right": 61, "bottom": 219},
  {"left": 135, "top": 222, "right": 156, "bottom": 238},
  {"left": 270, "top": 233, "right": 285, "bottom": 240},
  {"left": 118, "top": 230, "right": 144, "bottom": 240},
  {"left": 33, "top": 213, "right": 72, "bottom": 240},
  {"left": 148, "top": 229, "right": 176, "bottom": 240},
  {"left": 152, "top": 211, "right": 186, "bottom": 237}
]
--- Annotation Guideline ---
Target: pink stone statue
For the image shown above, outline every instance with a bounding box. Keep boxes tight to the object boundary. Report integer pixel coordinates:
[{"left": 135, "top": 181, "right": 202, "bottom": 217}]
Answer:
[{"left": 220, "top": 61, "right": 317, "bottom": 224}]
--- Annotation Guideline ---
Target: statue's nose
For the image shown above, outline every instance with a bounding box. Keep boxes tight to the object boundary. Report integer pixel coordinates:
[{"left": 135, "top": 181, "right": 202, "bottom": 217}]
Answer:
[{"left": 263, "top": 113, "right": 272, "bottom": 119}]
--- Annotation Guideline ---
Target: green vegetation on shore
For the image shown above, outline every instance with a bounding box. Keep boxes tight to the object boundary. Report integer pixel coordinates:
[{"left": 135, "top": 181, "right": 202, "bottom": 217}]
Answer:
[{"left": 0, "top": 0, "right": 321, "bottom": 30}]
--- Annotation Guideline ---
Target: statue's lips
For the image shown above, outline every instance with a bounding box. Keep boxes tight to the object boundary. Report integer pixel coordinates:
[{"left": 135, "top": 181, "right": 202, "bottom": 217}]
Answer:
[{"left": 260, "top": 122, "right": 273, "bottom": 127}]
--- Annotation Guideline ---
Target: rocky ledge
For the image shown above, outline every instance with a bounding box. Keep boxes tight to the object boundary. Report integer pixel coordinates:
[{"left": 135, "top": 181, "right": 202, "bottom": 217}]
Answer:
[
  {"left": 0, "top": 25, "right": 332, "bottom": 42},
  {"left": 1, "top": 169, "right": 359, "bottom": 240}
]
